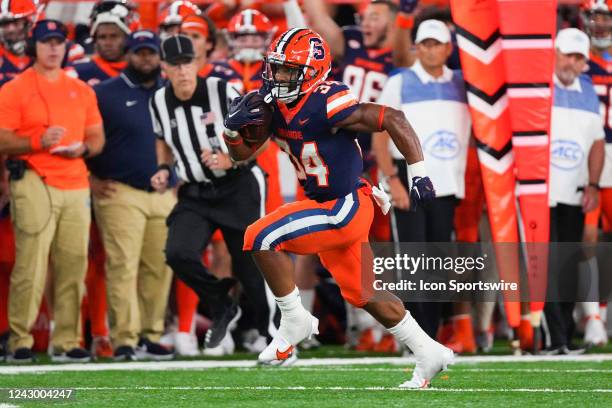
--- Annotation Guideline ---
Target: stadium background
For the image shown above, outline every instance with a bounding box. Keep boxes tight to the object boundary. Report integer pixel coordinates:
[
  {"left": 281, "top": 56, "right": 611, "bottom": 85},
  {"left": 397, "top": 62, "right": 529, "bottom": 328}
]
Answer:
[{"left": 0, "top": 0, "right": 611, "bottom": 405}]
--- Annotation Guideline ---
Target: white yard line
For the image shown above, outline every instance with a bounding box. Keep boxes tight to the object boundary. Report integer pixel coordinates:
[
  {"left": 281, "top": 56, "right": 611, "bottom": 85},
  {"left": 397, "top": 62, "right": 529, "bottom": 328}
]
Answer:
[
  {"left": 1, "top": 354, "right": 611, "bottom": 375},
  {"left": 43, "top": 386, "right": 612, "bottom": 393}
]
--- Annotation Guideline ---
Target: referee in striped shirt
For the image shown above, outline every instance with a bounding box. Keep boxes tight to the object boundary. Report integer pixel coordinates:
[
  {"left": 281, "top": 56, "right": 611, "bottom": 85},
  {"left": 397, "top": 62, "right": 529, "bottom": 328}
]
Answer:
[{"left": 149, "top": 35, "right": 274, "bottom": 352}]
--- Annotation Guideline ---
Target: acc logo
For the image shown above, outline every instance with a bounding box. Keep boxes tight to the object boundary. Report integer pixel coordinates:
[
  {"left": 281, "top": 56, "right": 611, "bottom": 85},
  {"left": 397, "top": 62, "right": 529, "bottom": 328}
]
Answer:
[
  {"left": 423, "top": 130, "right": 460, "bottom": 160},
  {"left": 551, "top": 140, "right": 583, "bottom": 170},
  {"left": 310, "top": 38, "right": 325, "bottom": 60}
]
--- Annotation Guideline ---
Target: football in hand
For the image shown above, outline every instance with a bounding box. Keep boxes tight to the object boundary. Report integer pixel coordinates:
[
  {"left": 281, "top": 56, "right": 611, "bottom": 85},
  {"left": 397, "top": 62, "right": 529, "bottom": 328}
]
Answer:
[{"left": 239, "top": 92, "right": 273, "bottom": 147}]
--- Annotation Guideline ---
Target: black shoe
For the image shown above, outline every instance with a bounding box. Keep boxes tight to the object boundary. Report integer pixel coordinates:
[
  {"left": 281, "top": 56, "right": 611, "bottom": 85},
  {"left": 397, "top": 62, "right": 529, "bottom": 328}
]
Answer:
[
  {"left": 0, "top": 331, "right": 8, "bottom": 362},
  {"left": 543, "top": 345, "right": 566, "bottom": 355},
  {"left": 205, "top": 302, "right": 242, "bottom": 349},
  {"left": 113, "top": 345, "right": 137, "bottom": 361},
  {"left": 564, "top": 344, "right": 587, "bottom": 355},
  {"left": 136, "top": 339, "right": 175, "bottom": 361},
  {"left": 51, "top": 347, "right": 91, "bottom": 363},
  {"left": 7, "top": 347, "right": 35, "bottom": 364}
]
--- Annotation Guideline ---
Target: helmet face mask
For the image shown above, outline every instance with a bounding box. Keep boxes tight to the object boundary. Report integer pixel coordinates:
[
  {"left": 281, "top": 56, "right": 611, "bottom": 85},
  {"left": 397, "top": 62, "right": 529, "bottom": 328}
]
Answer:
[
  {"left": 263, "top": 57, "right": 311, "bottom": 103},
  {"left": 226, "top": 9, "right": 276, "bottom": 63},
  {"left": 0, "top": 0, "right": 37, "bottom": 55},
  {"left": 229, "top": 32, "right": 270, "bottom": 62},
  {"left": 582, "top": 1, "right": 612, "bottom": 49},
  {"left": 0, "top": 17, "right": 29, "bottom": 55}
]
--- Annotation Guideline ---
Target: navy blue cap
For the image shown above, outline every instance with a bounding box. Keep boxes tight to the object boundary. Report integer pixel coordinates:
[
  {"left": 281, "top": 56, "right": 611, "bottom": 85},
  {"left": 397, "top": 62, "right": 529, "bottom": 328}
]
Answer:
[
  {"left": 31, "top": 19, "right": 67, "bottom": 42},
  {"left": 126, "top": 29, "right": 161, "bottom": 53}
]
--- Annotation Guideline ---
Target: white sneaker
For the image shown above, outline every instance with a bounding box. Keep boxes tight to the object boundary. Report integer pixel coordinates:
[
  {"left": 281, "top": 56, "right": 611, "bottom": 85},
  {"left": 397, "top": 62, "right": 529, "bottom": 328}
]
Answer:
[
  {"left": 242, "top": 329, "right": 268, "bottom": 353},
  {"left": 398, "top": 342, "right": 454, "bottom": 389},
  {"left": 258, "top": 311, "right": 318, "bottom": 366},
  {"left": 584, "top": 316, "right": 608, "bottom": 347},
  {"left": 202, "top": 331, "right": 235, "bottom": 357},
  {"left": 159, "top": 332, "right": 176, "bottom": 348},
  {"left": 175, "top": 332, "right": 200, "bottom": 356}
]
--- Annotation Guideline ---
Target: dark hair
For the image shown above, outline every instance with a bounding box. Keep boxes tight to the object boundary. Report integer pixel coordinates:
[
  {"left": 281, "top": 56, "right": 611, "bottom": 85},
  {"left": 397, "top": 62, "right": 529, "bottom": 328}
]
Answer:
[{"left": 370, "top": 0, "right": 399, "bottom": 15}]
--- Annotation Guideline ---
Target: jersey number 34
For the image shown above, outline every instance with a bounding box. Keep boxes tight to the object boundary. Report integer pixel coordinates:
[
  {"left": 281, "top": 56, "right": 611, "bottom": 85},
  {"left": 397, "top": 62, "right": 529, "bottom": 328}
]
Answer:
[{"left": 276, "top": 139, "right": 329, "bottom": 187}]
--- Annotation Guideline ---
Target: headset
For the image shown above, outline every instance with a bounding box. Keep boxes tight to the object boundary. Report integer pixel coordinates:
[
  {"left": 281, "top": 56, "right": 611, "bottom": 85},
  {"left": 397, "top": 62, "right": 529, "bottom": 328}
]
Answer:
[{"left": 25, "top": 19, "right": 69, "bottom": 59}]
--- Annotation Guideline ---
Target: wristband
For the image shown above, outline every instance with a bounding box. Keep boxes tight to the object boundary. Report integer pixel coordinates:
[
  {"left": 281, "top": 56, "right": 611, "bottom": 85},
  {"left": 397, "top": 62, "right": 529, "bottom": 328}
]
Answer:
[
  {"left": 157, "top": 163, "right": 172, "bottom": 173},
  {"left": 377, "top": 105, "right": 386, "bottom": 132},
  {"left": 396, "top": 13, "right": 414, "bottom": 30},
  {"left": 408, "top": 161, "right": 427, "bottom": 178},
  {"left": 223, "top": 131, "right": 243, "bottom": 146},
  {"left": 224, "top": 129, "right": 240, "bottom": 139},
  {"left": 30, "top": 134, "right": 42, "bottom": 151}
]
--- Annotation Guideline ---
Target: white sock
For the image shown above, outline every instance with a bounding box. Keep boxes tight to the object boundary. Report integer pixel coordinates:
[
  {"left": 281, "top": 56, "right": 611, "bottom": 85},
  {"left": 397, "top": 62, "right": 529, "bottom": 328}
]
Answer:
[
  {"left": 581, "top": 302, "right": 600, "bottom": 318},
  {"left": 387, "top": 311, "right": 435, "bottom": 356},
  {"left": 275, "top": 287, "right": 307, "bottom": 318},
  {"left": 299, "top": 288, "right": 315, "bottom": 313},
  {"left": 600, "top": 305, "right": 608, "bottom": 323}
]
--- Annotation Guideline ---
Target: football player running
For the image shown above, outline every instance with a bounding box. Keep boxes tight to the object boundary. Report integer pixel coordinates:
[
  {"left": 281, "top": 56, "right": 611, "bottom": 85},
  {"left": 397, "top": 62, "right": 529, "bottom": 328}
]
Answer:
[{"left": 224, "top": 28, "right": 454, "bottom": 389}]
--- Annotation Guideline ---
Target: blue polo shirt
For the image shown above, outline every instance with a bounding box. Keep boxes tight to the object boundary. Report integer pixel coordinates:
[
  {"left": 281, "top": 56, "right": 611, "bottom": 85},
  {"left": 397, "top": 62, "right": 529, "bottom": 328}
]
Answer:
[{"left": 88, "top": 70, "right": 168, "bottom": 191}]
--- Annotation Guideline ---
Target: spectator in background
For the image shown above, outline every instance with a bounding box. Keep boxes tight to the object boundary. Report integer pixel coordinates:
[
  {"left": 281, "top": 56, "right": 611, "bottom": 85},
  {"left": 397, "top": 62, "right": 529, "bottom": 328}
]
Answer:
[
  {"left": 72, "top": 0, "right": 133, "bottom": 86},
  {"left": 581, "top": 0, "right": 612, "bottom": 344},
  {"left": 545, "top": 28, "right": 604, "bottom": 354},
  {"left": 72, "top": 0, "right": 136, "bottom": 360},
  {"left": 87, "top": 30, "right": 175, "bottom": 362},
  {"left": 0, "top": 20, "right": 104, "bottom": 363},
  {"left": 373, "top": 20, "right": 471, "bottom": 340},
  {"left": 0, "top": 0, "right": 37, "bottom": 87}
]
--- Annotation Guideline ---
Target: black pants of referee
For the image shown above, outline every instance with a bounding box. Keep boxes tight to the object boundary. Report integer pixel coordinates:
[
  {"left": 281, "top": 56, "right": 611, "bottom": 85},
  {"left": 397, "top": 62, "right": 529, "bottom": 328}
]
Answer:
[
  {"left": 164, "top": 167, "right": 275, "bottom": 339},
  {"left": 544, "top": 204, "right": 584, "bottom": 349},
  {"left": 391, "top": 160, "right": 457, "bottom": 339}
]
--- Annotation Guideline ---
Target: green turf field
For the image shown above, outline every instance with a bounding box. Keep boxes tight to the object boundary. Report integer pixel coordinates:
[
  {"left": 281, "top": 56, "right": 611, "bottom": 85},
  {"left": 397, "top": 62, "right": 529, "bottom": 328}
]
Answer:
[{"left": 1, "top": 346, "right": 611, "bottom": 407}]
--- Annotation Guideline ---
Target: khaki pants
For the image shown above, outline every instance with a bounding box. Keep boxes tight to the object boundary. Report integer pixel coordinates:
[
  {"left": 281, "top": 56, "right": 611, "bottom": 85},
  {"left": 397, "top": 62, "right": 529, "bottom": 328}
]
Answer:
[
  {"left": 8, "top": 170, "right": 90, "bottom": 352},
  {"left": 93, "top": 183, "right": 175, "bottom": 348}
]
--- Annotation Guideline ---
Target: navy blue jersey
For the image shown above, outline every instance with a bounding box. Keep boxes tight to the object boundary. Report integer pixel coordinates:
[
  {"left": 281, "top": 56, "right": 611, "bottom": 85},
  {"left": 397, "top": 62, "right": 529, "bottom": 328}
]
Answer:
[
  {"left": 271, "top": 81, "right": 362, "bottom": 202},
  {"left": 71, "top": 55, "right": 127, "bottom": 86},
  {"left": 587, "top": 52, "right": 612, "bottom": 144},
  {"left": 0, "top": 46, "right": 29, "bottom": 88},
  {"left": 336, "top": 26, "right": 394, "bottom": 104}
]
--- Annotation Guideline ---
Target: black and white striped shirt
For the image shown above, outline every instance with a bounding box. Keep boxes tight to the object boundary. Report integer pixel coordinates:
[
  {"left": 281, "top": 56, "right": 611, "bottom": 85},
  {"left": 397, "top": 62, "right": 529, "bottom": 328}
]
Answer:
[{"left": 149, "top": 76, "right": 240, "bottom": 183}]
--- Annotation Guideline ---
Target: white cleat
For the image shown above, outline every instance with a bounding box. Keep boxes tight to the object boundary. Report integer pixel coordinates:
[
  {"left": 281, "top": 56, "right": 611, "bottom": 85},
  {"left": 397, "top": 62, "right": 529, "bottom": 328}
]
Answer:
[
  {"left": 398, "top": 343, "right": 455, "bottom": 389},
  {"left": 203, "top": 331, "right": 235, "bottom": 357},
  {"left": 584, "top": 316, "right": 609, "bottom": 347},
  {"left": 175, "top": 332, "right": 200, "bottom": 356},
  {"left": 258, "top": 312, "right": 318, "bottom": 366}
]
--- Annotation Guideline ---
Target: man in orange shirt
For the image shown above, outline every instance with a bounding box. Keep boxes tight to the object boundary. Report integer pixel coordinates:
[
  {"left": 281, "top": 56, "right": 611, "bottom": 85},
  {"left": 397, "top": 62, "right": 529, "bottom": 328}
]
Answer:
[{"left": 0, "top": 20, "right": 104, "bottom": 363}]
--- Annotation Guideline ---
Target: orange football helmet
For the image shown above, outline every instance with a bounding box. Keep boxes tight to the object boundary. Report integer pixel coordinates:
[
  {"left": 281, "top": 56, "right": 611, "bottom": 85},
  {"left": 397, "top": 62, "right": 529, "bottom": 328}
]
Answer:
[
  {"left": 226, "top": 9, "right": 276, "bottom": 62},
  {"left": 263, "top": 28, "right": 331, "bottom": 103},
  {"left": 581, "top": 0, "right": 612, "bottom": 49},
  {"left": 159, "top": 0, "right": 201, "bottom": 36},
  {"left": 0, "top": 0, "right": 37, "bottom": 54}
]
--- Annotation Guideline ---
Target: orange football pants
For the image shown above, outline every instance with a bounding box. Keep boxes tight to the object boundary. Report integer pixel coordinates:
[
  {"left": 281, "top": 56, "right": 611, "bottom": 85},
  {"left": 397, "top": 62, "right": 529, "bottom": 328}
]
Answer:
[{"left": 244, "top": 185, "right": 374, "bottom": 307}]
